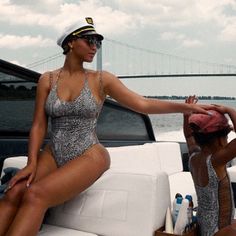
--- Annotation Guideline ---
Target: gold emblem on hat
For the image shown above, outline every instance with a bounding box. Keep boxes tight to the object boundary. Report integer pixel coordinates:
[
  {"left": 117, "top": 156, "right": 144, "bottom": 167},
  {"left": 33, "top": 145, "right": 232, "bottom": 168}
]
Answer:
[{"left": 85, "top": 17, "right": 94, "bottom": 25}]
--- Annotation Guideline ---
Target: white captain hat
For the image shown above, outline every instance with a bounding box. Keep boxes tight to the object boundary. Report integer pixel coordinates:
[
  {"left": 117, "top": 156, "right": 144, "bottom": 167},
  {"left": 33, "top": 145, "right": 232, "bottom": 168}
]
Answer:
[{"left": 57, "top": 17, "right": 104, "bottom": 48}]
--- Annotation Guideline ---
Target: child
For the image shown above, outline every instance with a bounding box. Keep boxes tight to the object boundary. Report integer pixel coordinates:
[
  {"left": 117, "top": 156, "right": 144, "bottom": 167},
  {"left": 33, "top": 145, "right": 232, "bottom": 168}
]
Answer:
[{"left": 183, "top": 96, "right": 236, "bottom": 236}]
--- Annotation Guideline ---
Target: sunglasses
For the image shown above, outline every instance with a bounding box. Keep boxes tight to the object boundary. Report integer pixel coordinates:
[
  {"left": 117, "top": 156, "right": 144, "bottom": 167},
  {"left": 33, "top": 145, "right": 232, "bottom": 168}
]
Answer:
[{"left": 76, "top": 35, "right": 102, "bottom": 49}]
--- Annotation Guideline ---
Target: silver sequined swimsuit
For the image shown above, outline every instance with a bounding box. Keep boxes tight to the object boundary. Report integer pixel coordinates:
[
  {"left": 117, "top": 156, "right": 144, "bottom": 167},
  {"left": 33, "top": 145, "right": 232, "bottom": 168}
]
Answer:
[
  {"left": 45, "top": 71, "right": 103, "bottom": 167},
  {"left": 189, "top": 154, "right": 235, "bottom": 236}
]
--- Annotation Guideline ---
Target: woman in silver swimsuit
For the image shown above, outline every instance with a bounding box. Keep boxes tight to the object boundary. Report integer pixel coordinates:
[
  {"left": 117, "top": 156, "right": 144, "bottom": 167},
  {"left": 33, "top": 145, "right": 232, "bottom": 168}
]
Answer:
[
  {"left": 0, "top": 17, "right": 213, "bottom": 236},
  {"left": 183, "top": 96, "right": 236, "bottom": 236}
]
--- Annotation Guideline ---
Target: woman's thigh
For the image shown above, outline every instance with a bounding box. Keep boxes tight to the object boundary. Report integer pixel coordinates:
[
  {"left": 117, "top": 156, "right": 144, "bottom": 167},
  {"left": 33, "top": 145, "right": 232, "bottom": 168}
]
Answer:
[
  {"left": 3, "top": 145, "right": 57, "bottom": 202},
  {"left": 34, "top": 145, "right": 58, "bottom": 182},
  {"left": 30, "top": 143, "right": 110, "bottom": 207}
]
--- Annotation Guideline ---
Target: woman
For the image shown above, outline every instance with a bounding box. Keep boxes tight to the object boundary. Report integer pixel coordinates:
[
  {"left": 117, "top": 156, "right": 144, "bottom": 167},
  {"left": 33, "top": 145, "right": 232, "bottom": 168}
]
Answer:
[
  {"left": 0, "top": 17, "right": 212, "bottom": 236},
  {"left": 183, "top": 96, "right": 236, "bottom": 236}
]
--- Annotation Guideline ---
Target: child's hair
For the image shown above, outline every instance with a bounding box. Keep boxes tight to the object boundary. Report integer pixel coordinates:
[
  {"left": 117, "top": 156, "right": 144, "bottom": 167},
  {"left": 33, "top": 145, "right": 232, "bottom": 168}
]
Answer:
[
  {"left": 191, "top": 125, "right": 231, "bottom": 146},
  {"left": 188, "top": 110, "right": 231, "bottom": 146}
]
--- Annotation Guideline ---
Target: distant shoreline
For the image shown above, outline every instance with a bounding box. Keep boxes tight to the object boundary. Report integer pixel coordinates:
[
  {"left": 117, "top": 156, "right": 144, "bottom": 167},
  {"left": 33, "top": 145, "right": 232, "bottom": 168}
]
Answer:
[{"left": 145, "top": 95, "right": 236, "bottom": 100}]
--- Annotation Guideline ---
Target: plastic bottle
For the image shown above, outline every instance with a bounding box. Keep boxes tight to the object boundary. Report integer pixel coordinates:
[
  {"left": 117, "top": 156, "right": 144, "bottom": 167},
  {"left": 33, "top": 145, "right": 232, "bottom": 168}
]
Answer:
[
  {"left": 174, "top": 198, "right": 189, "bottom": 234},
  {"left": 172, "top": 196, "right": 183, "bottom": 225},
  {"left": 175, "top": 193, "right": 183, "bottom": 199},
  {"left": 165, "top": 207, "right": 174, "bottom": 233},
  {"left": 185, "top": 195, "right": 193, "bottom": 226},
  {"left": 172, "top": 193, "right": 182, "bottom": 213}
]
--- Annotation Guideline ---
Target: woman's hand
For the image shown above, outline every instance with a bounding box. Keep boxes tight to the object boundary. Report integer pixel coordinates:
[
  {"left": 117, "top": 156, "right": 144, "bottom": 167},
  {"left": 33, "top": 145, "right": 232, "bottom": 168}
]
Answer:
[
  {"left": 211, "top": 104, "right": 231, "bottom": 114},
  {"left": 6, "top": 162, "right": 37, "bottom": 191}
]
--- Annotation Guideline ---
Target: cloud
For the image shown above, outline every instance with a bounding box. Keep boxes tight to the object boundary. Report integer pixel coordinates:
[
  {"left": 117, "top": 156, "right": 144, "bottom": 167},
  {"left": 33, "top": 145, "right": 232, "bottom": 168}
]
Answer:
[
  {"left": 0, "top": 0, "right": 56, "bottom": 26},
  {"left": 54, "top": 1, "right": 134, "bottom": 33},
  {"left": 182, "top": 39, "right": 203, "bottom": 48},
  {"left": 219, "top": 21, "right": 236, "bottom": 41},
  {"left": 160, "top": 31, "right": 203, "bottom": 48},
  {"left": 160, "top": 32, "right": 185, "bottom": 41},
  {"left": 0, "top": 34, "right": 54, "bottom": 49},
  {"left": 6, "top": 0, "right": 63, "bottom": 13},
  {"left": 1, "top": 0, "right": 235, "bottom": 40},
  {"left": 0, "top": 0, "right": 235, "bottom": 31},
  {"left": 0, "top": 0, "right": 236, "bottom": 67},
  {"left": 0, "top": 0, "right": 137, "bottom": 37}
]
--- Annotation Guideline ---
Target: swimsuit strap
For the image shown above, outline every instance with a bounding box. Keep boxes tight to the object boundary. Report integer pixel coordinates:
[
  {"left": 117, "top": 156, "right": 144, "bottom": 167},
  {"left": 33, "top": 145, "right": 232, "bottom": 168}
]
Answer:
[
  {"left": 84, "top": 69, "right": 89, "bottom": 85},
  {"left": 55, "top": 69, "right": 63, "bottom": 86},
  {"left": 49, "top": 69, "right": 62, "bottom": 89},
  {"left": 49, "top": 71, "right": 53, "bottom": 89},
  {"left": 98, "top": 71, "right": 105, "bottom": 99}
]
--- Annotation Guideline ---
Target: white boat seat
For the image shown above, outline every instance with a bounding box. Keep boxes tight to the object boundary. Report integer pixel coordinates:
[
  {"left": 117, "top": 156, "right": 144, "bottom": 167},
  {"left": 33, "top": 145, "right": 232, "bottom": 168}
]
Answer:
[{"left": 38, "top": 224, "right": 97, "bottom": 235}]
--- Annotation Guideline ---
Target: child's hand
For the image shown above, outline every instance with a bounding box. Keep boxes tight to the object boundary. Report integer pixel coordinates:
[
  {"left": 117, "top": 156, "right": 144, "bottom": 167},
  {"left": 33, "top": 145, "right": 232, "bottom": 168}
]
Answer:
[
  {"left": 185, "top": 95, "right": 215, "bottom": 115},
  {"left": 185, "top": 95, "right": 198, "bottom": 105}
]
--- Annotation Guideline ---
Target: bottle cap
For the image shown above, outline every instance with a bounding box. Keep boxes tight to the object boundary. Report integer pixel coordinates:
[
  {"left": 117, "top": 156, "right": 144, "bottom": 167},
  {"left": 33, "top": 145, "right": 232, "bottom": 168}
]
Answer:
[
  {"left": 185, "top": 195, "right": 193, "bottom": 202},
  {"left": 175, "top": 193, "right": 183, "bottom": 198},
  {"left": 176, "top": 197, "right": 183, "bottom": 204}
]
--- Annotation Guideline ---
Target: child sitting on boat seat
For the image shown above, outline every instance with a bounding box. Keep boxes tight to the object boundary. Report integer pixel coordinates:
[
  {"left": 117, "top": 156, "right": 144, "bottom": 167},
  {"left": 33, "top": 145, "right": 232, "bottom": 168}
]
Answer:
[{"left": 183, "top": 95, "right": 236, "bottom": 236}]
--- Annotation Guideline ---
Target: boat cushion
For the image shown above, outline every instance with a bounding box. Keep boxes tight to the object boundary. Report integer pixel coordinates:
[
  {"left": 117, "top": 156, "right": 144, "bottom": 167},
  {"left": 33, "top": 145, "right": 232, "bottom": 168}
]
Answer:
[
  {"left": 227, "top": 166, "right": 236, "bottom": 182},
  {"left": 144, "top": 142, "right": 183, "bottom": 175},
  {"left": 46, "top": 170, "right": 170, "bottom": 236},
  {"left": 38, "top": 224, "right": 97, "bottom": 235},
  {"left": 107, "top": 144, "right": 161, "bottom": 174},
  {"left": 0, "top": 156, "right": 27, "bottom": 179}
]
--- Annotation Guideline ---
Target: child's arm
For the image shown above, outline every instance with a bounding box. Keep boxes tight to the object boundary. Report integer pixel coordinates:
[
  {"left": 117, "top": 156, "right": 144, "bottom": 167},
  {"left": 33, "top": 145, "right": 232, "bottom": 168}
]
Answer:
[
  {"left": 183, "top": 96, "right": 201, "bottom": 155},
  {"left": 212, "top": 106, "right": 236, "bottom": 165}
]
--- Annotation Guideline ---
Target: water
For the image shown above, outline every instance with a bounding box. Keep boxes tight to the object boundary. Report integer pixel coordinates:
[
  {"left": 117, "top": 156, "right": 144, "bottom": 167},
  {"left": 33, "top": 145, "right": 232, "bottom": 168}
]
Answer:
[
  {"left": 0, "top": 99, "right": 235, "bottom": 141},
  {"left": 0, "top": 100, "right": 34, "bottom": 131},
  {"left": 149, "top": 99, "right": 236, "bottom": 141}
]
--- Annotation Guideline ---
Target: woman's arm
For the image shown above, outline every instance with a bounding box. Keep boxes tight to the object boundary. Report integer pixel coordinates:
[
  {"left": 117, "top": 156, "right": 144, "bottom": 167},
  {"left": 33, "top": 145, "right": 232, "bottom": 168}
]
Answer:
[
  {"left": 102, "top": 71, "right": 212, "bottom": 115},
  {"left": 27, "top": 73, "right": 51, "bottom": 165},
  {"left": 8, "top": 73, "right": 51, "bottom": 188}
]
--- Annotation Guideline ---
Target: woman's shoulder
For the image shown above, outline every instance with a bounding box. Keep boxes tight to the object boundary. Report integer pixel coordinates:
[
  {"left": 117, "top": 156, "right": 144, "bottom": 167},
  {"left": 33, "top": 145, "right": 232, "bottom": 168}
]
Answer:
[
  {"left": 86, "top": 69, "right": 114, "bottom": 77},
  {"left": 38, "top": 69, "right": 61, "bottom": 89},
  {"left": 100, "top": 71, "right": 120, "bottom": 85},
  {"left": 87, "top": 70, "right": 117, "bottom": 84},
  {"left": 39, "top": 69, "right": 60, "bottom": 83},
  {"left": 40, "top": 69, "right": 61, "bottom": 79},
  {"left": 101, "top": 70, "right": 116, "bottom": 78}
]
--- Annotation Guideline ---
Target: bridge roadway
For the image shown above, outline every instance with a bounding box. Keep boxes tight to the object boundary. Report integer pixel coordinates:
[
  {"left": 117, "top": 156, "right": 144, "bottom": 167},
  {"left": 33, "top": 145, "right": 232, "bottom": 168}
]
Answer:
[{"left": 118, "top": 73, "right": 236, "bottom": 79}]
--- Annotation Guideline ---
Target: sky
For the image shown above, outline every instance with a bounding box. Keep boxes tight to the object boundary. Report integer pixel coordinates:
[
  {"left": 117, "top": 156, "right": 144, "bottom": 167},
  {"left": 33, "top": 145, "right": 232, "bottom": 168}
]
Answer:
[{"left": 1, "top": 0, "right": 236, "bottom": 97}]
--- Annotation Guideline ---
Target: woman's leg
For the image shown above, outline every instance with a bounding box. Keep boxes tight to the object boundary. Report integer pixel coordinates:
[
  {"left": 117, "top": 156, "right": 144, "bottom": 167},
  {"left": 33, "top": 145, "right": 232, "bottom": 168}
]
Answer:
[
  {"left": 0, "top": 147, "right": 58, "bottom": 236},
  {"left": 0, "top": 180, "right": 27, "bottom": 236},
  {"left": 6, "top": 144, "right": 110, "bottom": 236}
]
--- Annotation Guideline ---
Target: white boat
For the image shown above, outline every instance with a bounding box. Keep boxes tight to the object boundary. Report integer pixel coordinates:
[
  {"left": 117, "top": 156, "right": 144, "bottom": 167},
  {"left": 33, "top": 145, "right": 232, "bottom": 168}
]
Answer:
[{"left": 0, "top": 59, "right": 236, "bottom": 236}]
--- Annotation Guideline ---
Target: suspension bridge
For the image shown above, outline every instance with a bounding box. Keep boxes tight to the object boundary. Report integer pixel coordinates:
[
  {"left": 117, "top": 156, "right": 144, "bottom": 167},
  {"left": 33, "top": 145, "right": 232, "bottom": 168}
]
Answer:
[{"left": 26, "top": 38, "right": 236, "bottom": 78}]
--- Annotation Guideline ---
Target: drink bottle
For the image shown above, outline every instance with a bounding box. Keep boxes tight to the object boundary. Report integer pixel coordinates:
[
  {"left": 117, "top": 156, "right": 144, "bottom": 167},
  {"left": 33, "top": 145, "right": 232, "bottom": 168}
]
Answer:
[
  {"left": 185, "top": 195, "right": 193, "bottom": 225},
  {"left": 172, "top": 196, "right": 182, "bottom": 225},
  {"left": 174, "top": 198, "right": 189, "bottom": 234}
]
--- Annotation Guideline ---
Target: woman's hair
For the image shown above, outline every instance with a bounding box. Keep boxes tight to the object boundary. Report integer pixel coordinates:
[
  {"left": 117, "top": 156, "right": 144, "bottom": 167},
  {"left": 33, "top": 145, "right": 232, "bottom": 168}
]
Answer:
[
  {"left": 62, "top": 36, "right": 77, "bottom": 55},
  {"left": 191, "top": 124, "right": 231, "bottom": 146}
]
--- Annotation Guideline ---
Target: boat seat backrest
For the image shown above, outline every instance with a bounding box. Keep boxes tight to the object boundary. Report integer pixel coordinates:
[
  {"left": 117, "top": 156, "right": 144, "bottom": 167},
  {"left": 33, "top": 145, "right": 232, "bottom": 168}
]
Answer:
[
  {"left": 144, "top": 142, "right": 183, "bottom": 175},
  {"left": 107, "top": 144, "right": 162, "bottom": 174},
  {"left": 108, "top": 142, "right": 183, "bottom": 176}
]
